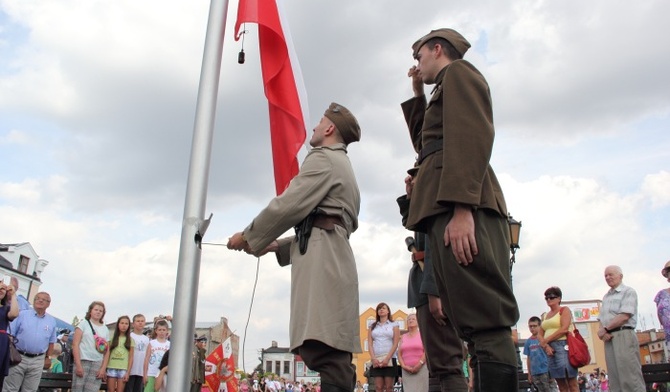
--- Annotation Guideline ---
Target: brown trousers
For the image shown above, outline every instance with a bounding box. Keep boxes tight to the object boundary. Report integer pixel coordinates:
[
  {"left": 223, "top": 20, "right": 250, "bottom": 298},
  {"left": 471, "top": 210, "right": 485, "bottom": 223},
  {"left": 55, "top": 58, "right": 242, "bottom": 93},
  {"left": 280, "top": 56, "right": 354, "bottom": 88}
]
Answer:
[
  {"left": 427, "top": 209, "right": 519, "bottom": 367},
  {"left": 416, "top": 303, "right": 469, "bottom": 391}
]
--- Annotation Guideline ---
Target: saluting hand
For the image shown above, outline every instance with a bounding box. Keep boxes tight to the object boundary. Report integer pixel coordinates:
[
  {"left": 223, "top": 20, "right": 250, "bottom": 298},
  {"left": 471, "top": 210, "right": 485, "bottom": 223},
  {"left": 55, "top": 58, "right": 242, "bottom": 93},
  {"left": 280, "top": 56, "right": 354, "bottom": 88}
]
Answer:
[{"left": 408, "top": 66, "right": 424, "bottom": 97}]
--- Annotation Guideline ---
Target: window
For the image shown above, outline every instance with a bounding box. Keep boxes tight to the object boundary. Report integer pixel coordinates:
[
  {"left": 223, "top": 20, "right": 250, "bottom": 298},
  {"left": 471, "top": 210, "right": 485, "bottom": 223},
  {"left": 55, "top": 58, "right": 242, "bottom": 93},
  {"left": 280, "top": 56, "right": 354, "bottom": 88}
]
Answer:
[
  {"left": 275, "top": 361, "right": 280, "bottom": 374},
  {"left": 297, "top": 362, "right": 304, "bottom": 376},
  {"left": 364, "top": 340, "right": 368, "bottom": 352},
  {"left": 265, "top": 361, "right": 272, "bottom": 373},
  {"left": 19, "top": 255, "right": 29, "bottom": 273},
  {"left": 396, "top": 318, "right": 405, "bottom": 330},
  {"left": 283, "top": 360, "right": 290, "bottom": 375}
]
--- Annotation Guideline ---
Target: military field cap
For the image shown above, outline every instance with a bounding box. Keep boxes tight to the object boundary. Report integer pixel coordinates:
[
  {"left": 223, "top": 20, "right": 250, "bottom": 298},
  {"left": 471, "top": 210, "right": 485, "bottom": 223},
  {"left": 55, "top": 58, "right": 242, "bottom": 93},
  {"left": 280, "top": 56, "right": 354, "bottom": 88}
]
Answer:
[
  {"left": 413, "top": 28, "right": 471, "bottom": 58},
  {"left": 324, "top": 102, "right": 361, "bottom": 144}
]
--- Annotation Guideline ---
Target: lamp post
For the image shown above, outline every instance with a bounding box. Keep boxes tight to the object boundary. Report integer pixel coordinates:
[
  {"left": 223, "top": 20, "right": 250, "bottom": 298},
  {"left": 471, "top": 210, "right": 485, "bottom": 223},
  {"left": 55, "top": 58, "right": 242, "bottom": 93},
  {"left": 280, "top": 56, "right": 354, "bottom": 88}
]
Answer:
[
  {"left": 507, "top": 213, "right": 523, "bottom": 371},
  {"left": 508, "top": 213, "right": 522, "bottom": 273}
]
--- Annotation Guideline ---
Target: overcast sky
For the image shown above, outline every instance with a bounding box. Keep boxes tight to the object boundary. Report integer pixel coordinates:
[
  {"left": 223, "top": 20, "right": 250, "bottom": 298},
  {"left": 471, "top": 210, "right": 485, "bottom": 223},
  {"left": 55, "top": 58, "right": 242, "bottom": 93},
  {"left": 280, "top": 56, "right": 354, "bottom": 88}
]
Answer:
[{"left": 1, "top": 0, "right": 669, "bottom": 372}]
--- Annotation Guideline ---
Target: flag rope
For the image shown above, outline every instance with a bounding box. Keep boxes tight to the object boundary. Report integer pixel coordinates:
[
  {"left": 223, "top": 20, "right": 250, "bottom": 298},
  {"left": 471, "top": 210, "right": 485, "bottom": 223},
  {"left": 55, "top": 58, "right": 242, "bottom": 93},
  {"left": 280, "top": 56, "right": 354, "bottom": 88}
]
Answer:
[{"left": 202, "top": 243, "right": 261, "bottom": 375}]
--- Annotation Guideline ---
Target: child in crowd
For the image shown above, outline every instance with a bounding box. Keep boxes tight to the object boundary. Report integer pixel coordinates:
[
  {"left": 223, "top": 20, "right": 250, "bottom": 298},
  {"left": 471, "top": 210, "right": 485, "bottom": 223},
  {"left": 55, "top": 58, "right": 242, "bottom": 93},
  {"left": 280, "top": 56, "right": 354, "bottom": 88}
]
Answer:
[
  {"left": 240, "top": 379, "right": 250, "bottom": 392},
  {"left": 127, "top": 314, "right": 150, "bottom": 392},
  {"left": 50, "top": 344, "right": 63, "bottom": 373},
  {"left": 143, "top": 319, "right": 170, "bottom": 392},
  {"left": 103, "top": 315, "right": 135, "bottom": 392}
]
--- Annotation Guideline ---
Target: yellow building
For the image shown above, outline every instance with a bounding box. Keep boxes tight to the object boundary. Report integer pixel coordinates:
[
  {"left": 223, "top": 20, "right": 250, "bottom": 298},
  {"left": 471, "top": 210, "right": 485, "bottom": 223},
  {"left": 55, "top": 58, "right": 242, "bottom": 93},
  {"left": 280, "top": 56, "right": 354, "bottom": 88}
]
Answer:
[{"left": 353, "top": 306, "right": 409, "bottom": 384}]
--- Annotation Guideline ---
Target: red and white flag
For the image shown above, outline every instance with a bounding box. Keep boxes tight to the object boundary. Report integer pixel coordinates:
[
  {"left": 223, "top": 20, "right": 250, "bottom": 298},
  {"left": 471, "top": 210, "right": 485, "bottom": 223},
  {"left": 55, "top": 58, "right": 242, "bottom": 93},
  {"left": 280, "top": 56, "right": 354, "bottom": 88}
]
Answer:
[
  {"left": 235, "top": 0, "right": 309, "bottom": 195},
  {"left": 204, "top": 337, "right": 238, "bottom": 392}
]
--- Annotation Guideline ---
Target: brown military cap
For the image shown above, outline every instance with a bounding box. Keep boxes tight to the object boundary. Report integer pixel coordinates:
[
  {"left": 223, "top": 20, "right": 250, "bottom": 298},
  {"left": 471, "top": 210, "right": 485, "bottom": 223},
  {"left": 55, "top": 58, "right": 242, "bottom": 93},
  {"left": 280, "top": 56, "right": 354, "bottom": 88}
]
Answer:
[
  {"left": 413, "top": 28, "right": 471, "bottom": 58},
  {"left": 324, "top": 102, "right": 361, "bottom": 144}
]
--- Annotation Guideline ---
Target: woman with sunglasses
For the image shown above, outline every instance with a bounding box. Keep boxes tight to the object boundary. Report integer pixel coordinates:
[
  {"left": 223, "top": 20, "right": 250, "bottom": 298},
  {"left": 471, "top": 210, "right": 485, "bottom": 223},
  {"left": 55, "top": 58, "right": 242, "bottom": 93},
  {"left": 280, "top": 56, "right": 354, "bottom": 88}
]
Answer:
[
  {"left": 539, "top": 287, "right": 578, "bottom": 392},
  {"left": 654, "top": 260, "right": 670, "bottom": 356}
]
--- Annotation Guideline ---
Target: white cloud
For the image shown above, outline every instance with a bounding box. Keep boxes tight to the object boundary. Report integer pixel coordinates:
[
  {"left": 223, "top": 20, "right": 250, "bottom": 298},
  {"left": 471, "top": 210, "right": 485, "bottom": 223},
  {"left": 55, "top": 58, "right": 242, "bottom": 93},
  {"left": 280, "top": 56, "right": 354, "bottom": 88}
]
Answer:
[
  {"left": 642, "top": 171, "right": 670, "bottom": 208},
  {"left": 2, "top": 0, "right": 670, "bottom": 373}
]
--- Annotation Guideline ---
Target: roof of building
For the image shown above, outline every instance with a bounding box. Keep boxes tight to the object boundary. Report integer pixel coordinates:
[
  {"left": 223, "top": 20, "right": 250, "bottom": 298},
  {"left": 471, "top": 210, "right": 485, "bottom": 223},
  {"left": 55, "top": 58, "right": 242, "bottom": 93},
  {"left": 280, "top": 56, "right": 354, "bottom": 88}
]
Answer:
[
  {"left": 0, "top": 254, "right": 13, "bottom": 268},
  {"left": 264, "top": 346, "right": 291, "bottom": 353}
]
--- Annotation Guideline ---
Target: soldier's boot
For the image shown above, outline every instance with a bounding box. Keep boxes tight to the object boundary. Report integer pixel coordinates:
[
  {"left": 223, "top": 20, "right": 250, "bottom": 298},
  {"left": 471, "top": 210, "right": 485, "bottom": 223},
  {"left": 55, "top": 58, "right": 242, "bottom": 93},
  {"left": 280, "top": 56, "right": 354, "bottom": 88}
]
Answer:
[{"left": 474, "top": 362, "right": 518, "bottom": 392}]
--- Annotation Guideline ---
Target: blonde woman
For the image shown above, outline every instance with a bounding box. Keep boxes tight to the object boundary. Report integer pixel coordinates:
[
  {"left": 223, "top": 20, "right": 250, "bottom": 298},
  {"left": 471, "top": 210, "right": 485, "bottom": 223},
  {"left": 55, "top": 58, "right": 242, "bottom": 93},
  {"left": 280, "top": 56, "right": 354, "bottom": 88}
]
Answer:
[{"left": 397, "top": 314, "right": 427, "bottom": 391}]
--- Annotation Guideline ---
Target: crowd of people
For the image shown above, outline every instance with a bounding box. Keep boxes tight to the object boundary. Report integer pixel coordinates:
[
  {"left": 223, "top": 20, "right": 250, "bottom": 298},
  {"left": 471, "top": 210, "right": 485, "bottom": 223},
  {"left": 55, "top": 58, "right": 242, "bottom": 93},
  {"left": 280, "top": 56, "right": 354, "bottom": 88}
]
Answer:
[{"left": 0, "top": 283, "right": 212, "bottom": 392}]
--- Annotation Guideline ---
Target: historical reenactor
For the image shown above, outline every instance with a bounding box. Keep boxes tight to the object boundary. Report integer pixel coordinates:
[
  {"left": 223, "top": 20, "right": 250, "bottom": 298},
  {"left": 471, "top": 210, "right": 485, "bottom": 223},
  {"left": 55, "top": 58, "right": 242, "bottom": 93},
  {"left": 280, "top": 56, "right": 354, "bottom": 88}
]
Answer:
[
  {"left": 191, "top": 335, "right": 207, "bottom": 392},
  {"left": 397, "top": 165, "right": 469, "bottom": 391},
  {"left": 400, "top": 28, "right": 520, "bottom": 391},
  {"left": 228, "top": 102, "right": 362, "bottom": 392}
]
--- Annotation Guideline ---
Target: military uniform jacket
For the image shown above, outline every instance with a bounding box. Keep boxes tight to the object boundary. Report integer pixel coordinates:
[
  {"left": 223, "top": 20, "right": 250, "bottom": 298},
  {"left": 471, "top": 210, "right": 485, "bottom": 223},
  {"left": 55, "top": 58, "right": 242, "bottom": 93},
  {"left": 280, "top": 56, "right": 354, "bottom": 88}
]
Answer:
[
  {"left": 191, "top": 346, "right": 206, "bottom": 384},
  {"left": 400, "top": 59, "right": 507, "bottom": 232},
  {"left": 244, "top": 143, "right": 362, "bottom": 354}
]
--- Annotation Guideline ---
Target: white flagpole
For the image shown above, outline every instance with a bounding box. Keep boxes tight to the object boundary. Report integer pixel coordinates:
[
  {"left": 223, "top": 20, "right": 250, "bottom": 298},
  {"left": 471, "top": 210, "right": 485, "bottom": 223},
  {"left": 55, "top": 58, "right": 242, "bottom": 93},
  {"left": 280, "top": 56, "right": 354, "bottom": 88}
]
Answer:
[{"left": 168, "top": 0, "right": 229, "bottom": 391}]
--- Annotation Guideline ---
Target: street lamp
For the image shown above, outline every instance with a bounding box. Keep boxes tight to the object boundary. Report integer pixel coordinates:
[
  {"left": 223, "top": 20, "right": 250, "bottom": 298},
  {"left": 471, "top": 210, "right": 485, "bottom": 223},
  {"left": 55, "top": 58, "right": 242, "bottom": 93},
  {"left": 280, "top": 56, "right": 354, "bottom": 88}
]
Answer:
[{"left": 508, "top": 213, "right": 522, "bottom": 272}]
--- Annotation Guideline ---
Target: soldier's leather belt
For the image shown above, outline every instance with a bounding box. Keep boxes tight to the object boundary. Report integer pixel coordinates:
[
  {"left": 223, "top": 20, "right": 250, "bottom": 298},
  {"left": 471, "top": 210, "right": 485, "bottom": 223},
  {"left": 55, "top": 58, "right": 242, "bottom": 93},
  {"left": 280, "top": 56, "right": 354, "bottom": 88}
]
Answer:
[
  {"left": 412, "top": 251, "right": 425, "bottom": 263},
  {"left": 417, "top": 139, "right": 443, "bottom": 165},
  {"left": 312, "top": 215, "right": 344, "bottom": 230}
]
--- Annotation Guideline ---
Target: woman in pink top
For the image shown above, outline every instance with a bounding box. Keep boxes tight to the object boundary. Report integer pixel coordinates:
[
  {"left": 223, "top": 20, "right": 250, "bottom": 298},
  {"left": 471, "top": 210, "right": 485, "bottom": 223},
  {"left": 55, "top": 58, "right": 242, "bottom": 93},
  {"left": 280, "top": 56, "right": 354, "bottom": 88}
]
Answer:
[{"left": 397, "top": 314, "right": 427, "bottom": 392}]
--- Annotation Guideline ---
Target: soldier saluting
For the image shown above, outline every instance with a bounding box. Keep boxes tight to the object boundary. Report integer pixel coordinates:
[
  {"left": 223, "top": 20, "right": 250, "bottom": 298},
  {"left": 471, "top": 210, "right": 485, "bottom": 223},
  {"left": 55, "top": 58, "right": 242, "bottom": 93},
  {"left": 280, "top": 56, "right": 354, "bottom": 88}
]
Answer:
[{"left": 400, "top": 28, "right": 520, "bottom": 391}]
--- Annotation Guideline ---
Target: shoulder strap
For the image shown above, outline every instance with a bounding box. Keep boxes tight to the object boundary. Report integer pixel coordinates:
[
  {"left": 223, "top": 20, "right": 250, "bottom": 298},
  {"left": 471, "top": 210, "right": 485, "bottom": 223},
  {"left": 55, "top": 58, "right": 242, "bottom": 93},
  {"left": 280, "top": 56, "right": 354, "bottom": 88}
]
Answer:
[{"left": 86, "top": 319, "right": 98, "bottom": 336}]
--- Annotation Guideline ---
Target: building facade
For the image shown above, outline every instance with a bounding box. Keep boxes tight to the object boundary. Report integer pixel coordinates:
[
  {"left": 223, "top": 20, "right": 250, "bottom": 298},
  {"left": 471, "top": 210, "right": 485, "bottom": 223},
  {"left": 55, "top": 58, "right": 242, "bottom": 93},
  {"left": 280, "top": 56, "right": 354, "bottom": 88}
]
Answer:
[{"left": 0, "top": 242, "right": 49, "bottom": 305}]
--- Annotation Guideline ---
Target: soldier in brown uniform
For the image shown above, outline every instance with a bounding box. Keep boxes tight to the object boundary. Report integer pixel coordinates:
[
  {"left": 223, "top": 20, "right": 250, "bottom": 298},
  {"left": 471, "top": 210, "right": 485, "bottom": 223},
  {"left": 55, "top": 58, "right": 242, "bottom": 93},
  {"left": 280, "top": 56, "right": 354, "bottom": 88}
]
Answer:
[
  {"left": 228, "top": 103, "right": 362, "bottom": 392},
  {"left": 400, "top": 28, "right": 520, "bottom": 391}
]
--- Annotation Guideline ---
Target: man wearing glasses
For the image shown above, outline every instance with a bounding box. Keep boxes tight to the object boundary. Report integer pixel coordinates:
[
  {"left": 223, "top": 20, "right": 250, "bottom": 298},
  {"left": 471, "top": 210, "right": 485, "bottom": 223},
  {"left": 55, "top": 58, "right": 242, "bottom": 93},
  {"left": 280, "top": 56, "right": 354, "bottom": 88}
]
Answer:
[
  {"left": 523, "top": 317, "right": 558, "bottom": 392},
  {"left": 3, "top": 292, "right": 58, "bottom": 392}
]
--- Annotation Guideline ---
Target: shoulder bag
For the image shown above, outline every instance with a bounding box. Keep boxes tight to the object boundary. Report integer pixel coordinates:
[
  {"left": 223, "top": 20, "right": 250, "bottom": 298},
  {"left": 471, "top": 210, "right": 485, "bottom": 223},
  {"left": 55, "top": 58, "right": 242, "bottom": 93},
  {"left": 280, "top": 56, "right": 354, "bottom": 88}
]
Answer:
[
  {"left": 7, "top": 324, "right": 22, "bottom": 366},
  {"left": 86, "top": 319, "right": 109, "bottom": 353},
  {"left": 561, "top": 307, "right": 591, "bottom": 368}
]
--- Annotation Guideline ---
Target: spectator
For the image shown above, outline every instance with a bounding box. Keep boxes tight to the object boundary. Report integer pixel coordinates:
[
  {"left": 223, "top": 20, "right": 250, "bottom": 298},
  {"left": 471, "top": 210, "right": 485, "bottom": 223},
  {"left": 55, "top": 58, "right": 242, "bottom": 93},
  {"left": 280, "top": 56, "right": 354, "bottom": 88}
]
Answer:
[
  {"left": 524, "top": 316, "right": 558, "bottom": 392},
  {"left": 577, "top": 371, "right": 587, "bottom": 392},
  {"left": 104, "top": 315, "right": 135, "bottom": 392},
  {"left": 240, "top": 379, "right": 250, "bottom": 392},
  {"left": 654, "top": 260, "right": 670, "bottom": 355},
  {"left": 598, "top": 265, "right": 645, "bottom": 392},
  {"left": 56, "top": 329, "right": 73, "bottom": 373},
  {"left": 143, "top": 319, "right": 170, "bottom": 392},
  {"left": 72, "top": 300, "right": 110, "bottom": 392},
  {"left": 539, "top": 287, "right": 578, "bottom": 392},
  {"left": 3, "top": 292, "right": 57, "bottom": 392},
  {"left": 585, "top": 373, "right": 598, "bottom": 391},
  {"left": 8, "top": 278, "right": 30, "bottom": 311},
  {"left": 154, "top": 349, "right": 169, "bottom": 392},
  {"left": 367, "top": 303, "right": 399, "bottom": 392},
  {"left": 598, "top": 371, "right": 608, "bottom": 391},
  {"left": 0, "top": 281, "right": 20, "bottom": 387},
  {"left": 50, "top": 344, "right": 63, "bottom": 373},
  {"left": 126, "top": 314, "right": 149, "bottom": 392},
  {"left": 397, "top": 314, "right": 427, "bottom": 391}
]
